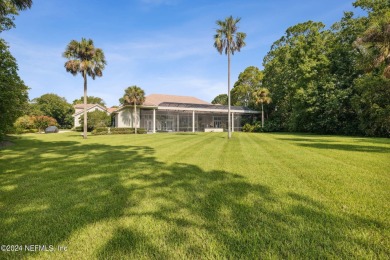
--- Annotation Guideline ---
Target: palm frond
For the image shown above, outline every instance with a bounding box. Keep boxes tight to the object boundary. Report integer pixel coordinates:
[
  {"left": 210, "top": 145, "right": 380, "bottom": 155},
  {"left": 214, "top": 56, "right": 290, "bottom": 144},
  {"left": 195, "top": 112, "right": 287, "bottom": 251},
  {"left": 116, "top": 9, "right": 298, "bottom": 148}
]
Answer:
[
  {"left": 122, "top": 86, "right": 146, "bottom": 105},
  {"left": 63, "top": 38, "right": 106, "bottom": 79},
  {"left": 213, "top": 15, "right": 246, "bottom": 56}
]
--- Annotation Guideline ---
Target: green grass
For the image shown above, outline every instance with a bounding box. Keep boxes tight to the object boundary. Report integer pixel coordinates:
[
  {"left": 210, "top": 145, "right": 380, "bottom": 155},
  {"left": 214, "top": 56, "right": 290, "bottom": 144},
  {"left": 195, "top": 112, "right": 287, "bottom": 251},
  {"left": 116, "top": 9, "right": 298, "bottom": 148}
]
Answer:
[{"left": 0, "top": 132, "right": 389, "bottom": 259}]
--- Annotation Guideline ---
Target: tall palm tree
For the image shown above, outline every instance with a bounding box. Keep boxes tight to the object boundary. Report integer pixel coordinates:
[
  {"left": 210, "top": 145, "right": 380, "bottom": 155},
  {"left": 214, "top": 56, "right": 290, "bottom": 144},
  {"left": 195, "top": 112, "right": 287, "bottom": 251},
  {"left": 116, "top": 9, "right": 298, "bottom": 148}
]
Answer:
[
  {"left": 356, "top": 14, "right": 390, "bottom": 78},
  {"left": 214, "top": 15, "right": 246, "bottom": 139},
  {"left": 253, "top": 88, "right": 272, "bottom": 128},
  {"left": 63, "top": 38, "right": 106, "bottom": 139},
  {"left": 122, "top": 86, "right": 145, "bottom": 134}
]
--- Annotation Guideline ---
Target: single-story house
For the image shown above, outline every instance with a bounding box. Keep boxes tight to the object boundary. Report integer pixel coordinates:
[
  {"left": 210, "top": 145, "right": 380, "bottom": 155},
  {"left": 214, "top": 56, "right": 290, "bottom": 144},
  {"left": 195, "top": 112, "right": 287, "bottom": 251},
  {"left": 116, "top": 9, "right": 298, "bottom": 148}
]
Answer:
[{"left": 112, "top": 94, "right": 260, "bottom": 132}]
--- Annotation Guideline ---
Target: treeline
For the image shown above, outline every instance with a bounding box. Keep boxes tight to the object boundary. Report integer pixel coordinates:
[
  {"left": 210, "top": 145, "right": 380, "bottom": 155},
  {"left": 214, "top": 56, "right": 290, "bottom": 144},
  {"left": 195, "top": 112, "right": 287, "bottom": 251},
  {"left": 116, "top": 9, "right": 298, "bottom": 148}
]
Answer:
[
  {"left": 215, "top": 0, "right": 390, "bottom": 137},
  {"left": 262, "top": 0, "right": 390, "bottom": 137}
]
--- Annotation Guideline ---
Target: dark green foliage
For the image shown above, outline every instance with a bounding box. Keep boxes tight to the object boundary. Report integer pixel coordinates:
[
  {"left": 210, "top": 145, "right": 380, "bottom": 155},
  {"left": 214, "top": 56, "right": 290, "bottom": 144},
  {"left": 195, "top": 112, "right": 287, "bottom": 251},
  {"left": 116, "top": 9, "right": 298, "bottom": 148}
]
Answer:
[
  {"left": 0, "top": 39, "right": 29, "bottom": 139},
  {"left": 72, "top": 96, "right": 106, "bottom": 106},
  {"left": 79, "top": 110, "right": 111, "bottom": 132},
  {"left": 0, "top": 0, "right": 32, "bottom": 32},
  {"left": 261, "top": 2, "right": 390, "bottom": 137},
  {"left": 263, "top": 21, "right": 335, "bottom": 133},
  {"left": 352, "top": 74, "right": 390, "bottom": 136},
  {"left": 231, "top": 66, "right": 263, "bottom": 108},
  {"left": 353, "top": 0, "right": 390, "bottom": 16},
  {"left": 242, "top": 123, "right": 261, "bottom": 132},
  {"left": 211, "top": 94, "right": 228, "bottom": 105},
  {"left": 32, "top": 93, "right": 74, "bottom": 128}
]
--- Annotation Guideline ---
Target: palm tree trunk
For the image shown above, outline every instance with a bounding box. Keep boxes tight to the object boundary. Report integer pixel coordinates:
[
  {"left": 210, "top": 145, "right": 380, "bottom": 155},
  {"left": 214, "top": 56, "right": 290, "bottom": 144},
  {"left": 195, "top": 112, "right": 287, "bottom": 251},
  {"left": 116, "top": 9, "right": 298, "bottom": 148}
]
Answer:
[
  {"left": 83, "top": 71, "right": 87, "bottom": 139},
  {"left": 134, "top": 102, "right": 137, "bottom": 134},
  {"left": 227, "top": 48, "right": 231, "bottom": 139},
  {"left": 261, "top": 103, "right": 264, "bottom": 128}
]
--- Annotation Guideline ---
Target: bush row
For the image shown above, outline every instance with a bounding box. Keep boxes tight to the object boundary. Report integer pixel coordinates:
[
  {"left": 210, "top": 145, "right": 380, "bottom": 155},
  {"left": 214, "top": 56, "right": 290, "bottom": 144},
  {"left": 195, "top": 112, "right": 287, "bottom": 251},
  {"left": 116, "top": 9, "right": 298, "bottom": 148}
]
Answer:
[
  {"left": 91, "top": 127, "right": 147, "bottom": 135},
  {"left": 242, "top": 121, "right": 279, "bottom": 132}
]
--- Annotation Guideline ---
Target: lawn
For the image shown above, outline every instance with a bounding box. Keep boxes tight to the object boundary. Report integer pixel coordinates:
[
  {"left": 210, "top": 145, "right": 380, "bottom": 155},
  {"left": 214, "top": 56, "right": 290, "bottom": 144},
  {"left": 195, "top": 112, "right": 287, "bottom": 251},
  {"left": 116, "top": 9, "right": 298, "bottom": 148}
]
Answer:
[{"left": 0, "top": 132, "right": 389, "bottom": 259}]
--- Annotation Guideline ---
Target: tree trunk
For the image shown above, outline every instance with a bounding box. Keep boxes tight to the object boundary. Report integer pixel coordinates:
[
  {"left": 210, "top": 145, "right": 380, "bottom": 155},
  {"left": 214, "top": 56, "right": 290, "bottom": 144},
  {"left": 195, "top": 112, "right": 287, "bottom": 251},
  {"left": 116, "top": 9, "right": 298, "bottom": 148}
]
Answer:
[
  {"left": 261, "top": 103, "right": 264, "bottom": 128},
  {"left": 134, "top": 102, "right": 137, "bottom": 134},
  {"left": 228, "top": 47, "right": 231, "bottom": 139},
  {"left": 83, "top": 71, "right": 88, "bottom": 139}
]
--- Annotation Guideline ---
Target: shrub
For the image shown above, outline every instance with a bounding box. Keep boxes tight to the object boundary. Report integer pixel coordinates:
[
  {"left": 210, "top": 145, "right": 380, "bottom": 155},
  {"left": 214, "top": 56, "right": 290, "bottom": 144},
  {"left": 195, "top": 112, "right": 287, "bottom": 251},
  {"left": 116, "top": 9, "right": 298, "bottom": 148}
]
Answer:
[
  {"left": 110, "top": 128, "right": 135, "bottom": 134},
  {"left": 79, "top": 110, "right": 111, "bottom": 131},
  {"left": 242, "top": 123, "right": 254, "bottom": 132},
  {"left": 91, "top": 127, "right": 110, "bottom": 135},
  {"left": 13, "top": 115, "right": 57, "bottom": 134},
  {"left": 137, "top": 128, "right": 147, "bottom": 134},
  {"left": 14, "top": 115, "right": 34, "bottom": 133},
  {"left": 242, "top": 122, "right": 262, "bottom": 132},
  {"left": 91, "top": 127, "right": 147, "bottom": 135},
  {"left": 33, "top": 116, "right": 58, "bottom": 133}
]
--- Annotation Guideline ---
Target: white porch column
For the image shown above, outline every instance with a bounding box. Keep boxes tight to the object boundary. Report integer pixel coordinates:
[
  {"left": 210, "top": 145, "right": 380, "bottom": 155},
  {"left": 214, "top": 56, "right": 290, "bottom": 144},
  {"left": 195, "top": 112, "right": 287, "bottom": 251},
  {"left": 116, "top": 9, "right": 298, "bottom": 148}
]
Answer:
[
  {"left": 153, "top": 109, "right": 156, "bottom": 133},
  {"left": 232, "top": 112, "right": 234, "bottom": 132},
  {"left": 192, "top": 110, "right": 195, "bottom": 132},
  {"left": 177, "top": 114, "right": 179, "bottom": 132}
]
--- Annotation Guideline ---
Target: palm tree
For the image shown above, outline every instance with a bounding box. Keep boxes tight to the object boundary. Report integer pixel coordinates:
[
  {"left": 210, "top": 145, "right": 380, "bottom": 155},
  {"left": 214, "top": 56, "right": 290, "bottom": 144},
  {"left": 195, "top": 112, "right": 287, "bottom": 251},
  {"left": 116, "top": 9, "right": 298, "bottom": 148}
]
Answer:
[
  {"left": 253, "top": 88, "right": 272, "bottom": 128},
  {"left": 63, "top": 38, "right": 106, "bottom": 139},
  {"left": 0, "top": 0, "right": 32, "bottom": 16},
  {"left": 122, "top": 86, "right": 145, "bottom": 134},
  {"left": 214, "top": 15, "right": 246, "bottom": 139},
  {"left": 356, "top": 15, "right": 390, "bottom": 78}
]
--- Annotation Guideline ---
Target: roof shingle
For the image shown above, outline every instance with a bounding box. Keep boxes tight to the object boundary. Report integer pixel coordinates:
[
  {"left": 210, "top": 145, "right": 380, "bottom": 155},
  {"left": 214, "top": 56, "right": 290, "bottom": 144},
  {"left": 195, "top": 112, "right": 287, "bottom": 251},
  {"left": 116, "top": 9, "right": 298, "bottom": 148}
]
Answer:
[{"left": 143, "top": 94, "right": 210, "bottom": 106}]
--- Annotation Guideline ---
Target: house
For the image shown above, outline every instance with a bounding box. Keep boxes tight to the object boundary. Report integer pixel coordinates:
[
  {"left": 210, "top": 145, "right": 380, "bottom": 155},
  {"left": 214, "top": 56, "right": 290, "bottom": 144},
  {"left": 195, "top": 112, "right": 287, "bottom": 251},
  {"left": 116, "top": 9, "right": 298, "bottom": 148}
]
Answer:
[
  {"left": 112, "top": 94, "right": 260, "bottom": 132},
  {"left": 72, "top": 104, "right": 110, "bottom": 127}
]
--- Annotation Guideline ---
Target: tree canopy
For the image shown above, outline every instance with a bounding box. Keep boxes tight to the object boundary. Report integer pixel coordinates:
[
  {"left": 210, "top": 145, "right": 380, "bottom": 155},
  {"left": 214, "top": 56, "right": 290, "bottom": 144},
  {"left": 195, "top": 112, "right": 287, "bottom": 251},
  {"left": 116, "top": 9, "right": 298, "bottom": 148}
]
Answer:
[
  {"left": 0, "top": 0, "right": 32, "bottom": 32},
  {"left": 32, "top": 93, "right": 74, "bottom": 128},
  {"left": 73, "top": 96, "right": 106, "bottom": 106},
  {"left": 259, "top": 0, "right": 390, "bottom": 136},
  {"left": 211, "top": 94, "right": 228, "bottom": 105},
  {"left": 79, "top": 110, "right": 111, "bottom": 132},
  {"left": 0, "top": 39, "right": 28, "bottom": 138},
  {"left": 231, "top": 66, "right": 263, "bottom": 108}
]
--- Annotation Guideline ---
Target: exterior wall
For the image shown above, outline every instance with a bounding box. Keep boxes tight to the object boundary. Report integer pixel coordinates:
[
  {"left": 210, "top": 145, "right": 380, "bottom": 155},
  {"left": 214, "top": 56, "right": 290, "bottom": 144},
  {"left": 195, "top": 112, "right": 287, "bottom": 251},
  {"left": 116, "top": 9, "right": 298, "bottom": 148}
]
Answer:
[
  {"left": 115, "top": 107, "right": 140, "bottom": 128},
  {"left": 74, "top": 106, "right": 108, "bottom": 127},
  {"left": 74, "top": 114, "right": 82, "bottom": 127}
]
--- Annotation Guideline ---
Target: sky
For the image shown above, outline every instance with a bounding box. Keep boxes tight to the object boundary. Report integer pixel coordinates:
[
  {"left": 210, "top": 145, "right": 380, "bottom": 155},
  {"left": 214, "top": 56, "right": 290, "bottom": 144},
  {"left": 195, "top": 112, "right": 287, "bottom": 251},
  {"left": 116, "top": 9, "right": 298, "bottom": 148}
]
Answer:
[{"left": 2, "top": 0, "right": 366, "bottom": 107}]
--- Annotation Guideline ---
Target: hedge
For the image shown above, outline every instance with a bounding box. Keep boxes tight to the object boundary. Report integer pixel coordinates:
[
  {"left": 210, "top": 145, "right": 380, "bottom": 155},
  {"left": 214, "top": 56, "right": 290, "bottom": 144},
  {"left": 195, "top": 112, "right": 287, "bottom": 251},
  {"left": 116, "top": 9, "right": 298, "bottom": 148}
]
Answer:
[{"left": 91, "top": 127, "right": 147, "bottom": 135}]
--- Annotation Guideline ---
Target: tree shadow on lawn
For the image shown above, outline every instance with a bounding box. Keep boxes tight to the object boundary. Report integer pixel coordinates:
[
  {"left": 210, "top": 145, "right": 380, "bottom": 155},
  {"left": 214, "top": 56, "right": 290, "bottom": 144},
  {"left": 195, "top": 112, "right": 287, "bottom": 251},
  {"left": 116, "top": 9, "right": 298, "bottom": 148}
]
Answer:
[
  {"left": 0, "top": 138, "right": 388, "bottom": 259},
  {"left": 276, "top": 136, "right": 390, "bottom": 153}
]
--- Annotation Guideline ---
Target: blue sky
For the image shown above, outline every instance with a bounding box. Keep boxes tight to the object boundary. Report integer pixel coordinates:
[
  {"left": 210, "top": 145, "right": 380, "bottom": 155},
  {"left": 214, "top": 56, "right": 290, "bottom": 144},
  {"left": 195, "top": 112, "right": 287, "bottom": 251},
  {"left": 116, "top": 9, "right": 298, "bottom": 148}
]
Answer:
[{"left": 2, "top": 0, "right": 365, "bottom": 107}]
